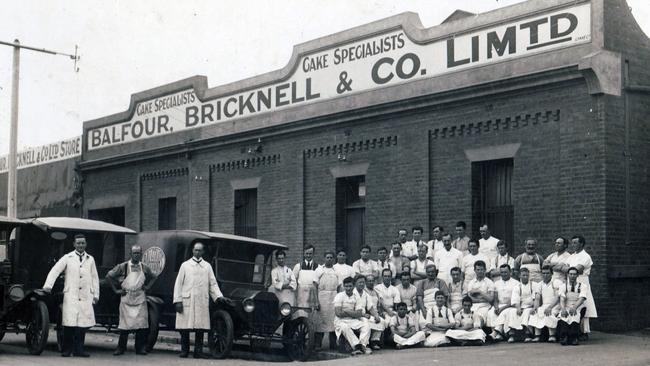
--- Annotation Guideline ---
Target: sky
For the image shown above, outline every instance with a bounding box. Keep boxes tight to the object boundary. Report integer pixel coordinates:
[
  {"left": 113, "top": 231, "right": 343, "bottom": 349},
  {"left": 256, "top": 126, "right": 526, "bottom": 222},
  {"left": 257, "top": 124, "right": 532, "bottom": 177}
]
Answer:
[{"left": 0, "top": 0, "right": 649, "bottom": 155}]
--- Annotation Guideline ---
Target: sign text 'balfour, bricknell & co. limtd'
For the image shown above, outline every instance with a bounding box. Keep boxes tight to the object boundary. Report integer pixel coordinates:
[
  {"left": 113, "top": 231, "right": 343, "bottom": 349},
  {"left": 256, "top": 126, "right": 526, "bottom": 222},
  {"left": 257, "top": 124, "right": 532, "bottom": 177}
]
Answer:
[{"left": 88, "top": 3, "right": 591, "bottom": 150}]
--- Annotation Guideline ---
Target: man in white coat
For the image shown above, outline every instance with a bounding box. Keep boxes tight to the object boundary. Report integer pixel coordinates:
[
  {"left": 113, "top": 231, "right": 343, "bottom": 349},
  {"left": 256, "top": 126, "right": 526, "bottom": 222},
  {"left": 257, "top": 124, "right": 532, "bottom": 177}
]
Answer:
[
  {"left": 173, "top": 242, "right": 230, "bottom": 358},
  {"left": 43, "top": 234, "right": 99, "bottom": 357}
]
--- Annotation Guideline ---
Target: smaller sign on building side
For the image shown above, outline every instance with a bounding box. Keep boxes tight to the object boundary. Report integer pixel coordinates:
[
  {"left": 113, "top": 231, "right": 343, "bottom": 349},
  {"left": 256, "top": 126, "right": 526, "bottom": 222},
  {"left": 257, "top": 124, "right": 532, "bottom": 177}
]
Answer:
[{"left": 0, "top": 135, "right": 82, "bottom": 174}]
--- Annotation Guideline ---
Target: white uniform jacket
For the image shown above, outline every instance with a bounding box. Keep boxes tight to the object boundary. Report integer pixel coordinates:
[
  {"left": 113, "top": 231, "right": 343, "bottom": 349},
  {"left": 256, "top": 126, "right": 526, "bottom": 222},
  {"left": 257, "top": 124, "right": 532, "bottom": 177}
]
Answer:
[
  {"left": 43, "top": 251, "right": 99, "bottom": 328},
  {"left": 173, "top": 258, "right": 223, "bottom": 329}
]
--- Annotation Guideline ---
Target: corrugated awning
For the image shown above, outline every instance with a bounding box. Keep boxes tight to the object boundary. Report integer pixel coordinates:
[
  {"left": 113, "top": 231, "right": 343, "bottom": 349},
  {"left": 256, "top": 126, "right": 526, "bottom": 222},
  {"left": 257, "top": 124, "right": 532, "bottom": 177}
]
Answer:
[{"left": 29, "top": 217, "right": 136, "bottom": 234}]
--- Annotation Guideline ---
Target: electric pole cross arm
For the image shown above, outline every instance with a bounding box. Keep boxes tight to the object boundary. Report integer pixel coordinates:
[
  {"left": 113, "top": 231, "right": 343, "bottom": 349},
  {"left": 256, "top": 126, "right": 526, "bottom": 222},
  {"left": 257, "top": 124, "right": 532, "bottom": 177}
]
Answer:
[{"left": 0, "top": 39, "right": 80, "bottom": 218}]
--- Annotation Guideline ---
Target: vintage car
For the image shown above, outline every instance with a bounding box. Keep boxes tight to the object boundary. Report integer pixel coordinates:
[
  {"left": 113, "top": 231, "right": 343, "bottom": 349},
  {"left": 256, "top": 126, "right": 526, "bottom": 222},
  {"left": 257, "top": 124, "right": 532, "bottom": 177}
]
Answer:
[
  {"left": 135, "top": 230, "right": 314, "bottom": 361},
  {"left": 0, "top": 216, "right": 136, "bottom": 355}
]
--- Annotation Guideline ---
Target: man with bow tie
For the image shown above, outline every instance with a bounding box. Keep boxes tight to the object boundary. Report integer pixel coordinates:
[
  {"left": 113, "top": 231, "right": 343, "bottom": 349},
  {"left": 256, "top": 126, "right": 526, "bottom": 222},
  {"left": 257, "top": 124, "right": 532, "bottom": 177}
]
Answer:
[
  {"left": 293, "top": 245, "right": 319, "bottom": 318},
  {"left": 43, "top": 234, "right": 99, "bottom": 357}
]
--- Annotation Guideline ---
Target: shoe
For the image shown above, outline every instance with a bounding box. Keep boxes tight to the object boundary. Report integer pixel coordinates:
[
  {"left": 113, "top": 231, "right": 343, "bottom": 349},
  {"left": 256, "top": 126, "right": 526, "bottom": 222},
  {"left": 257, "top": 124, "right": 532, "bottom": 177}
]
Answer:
[
  {"left": 61, "top": 352, "right": 71, "bottom": 357},
  {"left": 560, "top": 337, "right": 568, "bottom": 346},
  {"left": 548, "top": 336, "right": 557, "bottom": 343},
  {"left": 135, "top": 350, "right": 148, "bottom": 355},
  {"left": 571, "top": 338, "right": 580, "bottom": 346},
  {"left": 73, "top": 353, "right": 90, "bottom": 358},
  {"left": 363, "top": 346, "right": 372, "bottom": 355},
  {"left": 494, "top": 334, "right": 504, "bottom": 341},
  {"left": 371, "top": 343, "right": 381, "bottom": 350},
  {"left": 179, "top": 352, "right": 189, "bottom": 358},
  {"left": 507, "top": 337, "right": 515, "bottom": 343},
  {"left": 531, "top": 337, "right": 540, "bottom": 343},
  {"left": 113, "top": 349, "right": 125, "bottom": 356},
  {"left": 193, "top": 352, "right": 212, "bottom": 359},
  {"left": 395, "top": 344, "right": 403, "bottom": 350},
  {"left": 524, "top": 337, "right": 533, "bottom": 343},
  {"left": 578, "top": 333, "right": 589, "bottom": 341},
  {"left": 351, "top": 349, "right": 363, "bottom": 355}
]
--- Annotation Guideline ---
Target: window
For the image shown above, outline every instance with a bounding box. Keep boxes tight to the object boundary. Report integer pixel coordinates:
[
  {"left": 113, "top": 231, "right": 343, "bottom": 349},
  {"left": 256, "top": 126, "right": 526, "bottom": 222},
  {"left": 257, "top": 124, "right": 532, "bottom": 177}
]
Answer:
[
  {"left": 0, "top": 230, "right": 6, "bottom": 261},
  {"left": 158, "top": 197, "right": 177, "bottom": 230},
  {"left": 234, "top": 189, "right": 257, "bottom": 238},
  {"left": 472, "top": 158, "right": 514, "bottom": 251}
]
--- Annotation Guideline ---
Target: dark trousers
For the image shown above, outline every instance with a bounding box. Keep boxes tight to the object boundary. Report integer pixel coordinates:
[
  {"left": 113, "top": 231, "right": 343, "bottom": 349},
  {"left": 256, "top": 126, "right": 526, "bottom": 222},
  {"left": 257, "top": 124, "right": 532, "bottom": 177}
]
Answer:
[
  {"left": 62, "top": 326, "right": 88, "bottom": 355},
  {"left": 117, "top": 329, "right": 148, "bottom": 353},
  {"left": 179, "top": 330, "right": 204, "bottom": 355},
  {"left": 557, "top": 320, "right": 581, "bottom": 342}
]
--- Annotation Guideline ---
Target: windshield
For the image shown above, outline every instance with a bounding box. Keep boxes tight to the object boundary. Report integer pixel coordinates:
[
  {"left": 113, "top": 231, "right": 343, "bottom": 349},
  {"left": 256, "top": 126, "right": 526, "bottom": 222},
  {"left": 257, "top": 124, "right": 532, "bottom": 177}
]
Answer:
[{"left": 197, "top": 239, "right": 272, "bottom": 287}]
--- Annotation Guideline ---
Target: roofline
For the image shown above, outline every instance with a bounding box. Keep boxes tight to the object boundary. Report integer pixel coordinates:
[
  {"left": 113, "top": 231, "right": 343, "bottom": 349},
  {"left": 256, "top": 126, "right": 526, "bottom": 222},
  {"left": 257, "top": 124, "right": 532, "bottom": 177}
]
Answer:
[{"left": 140, "top": 230, "right": 288, "bottom": 249}]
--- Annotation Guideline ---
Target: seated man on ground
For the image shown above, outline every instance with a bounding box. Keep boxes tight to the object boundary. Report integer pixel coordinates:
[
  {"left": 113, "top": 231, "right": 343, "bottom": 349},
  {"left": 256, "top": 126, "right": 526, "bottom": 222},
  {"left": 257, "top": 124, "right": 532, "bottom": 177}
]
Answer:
[
  {"left": 528, "top": 265, "right": 562, "bottom": 342},
  {"left": 390, "top": 302, "right": 426, "bottom": 349},
  {"left": 506, "top": 267, "right": 536, "bottom": 343},
  {"left": 333, "top": 276, "right": 372, "bottom": 355},
  {"left": 362, "top": 274, "right": 386, "bottom": 350},
  {"left": 487, "top": 264, "right": 519, "bottom": 341},
  {"left": 446, "top": 296, "right": 487, "bottom": 346},
  {"left": 557, "top": 267, "right": 587, "bottom": 346},
  {"left": 422, "top": 291, "right": 454, "bottom": 347}
]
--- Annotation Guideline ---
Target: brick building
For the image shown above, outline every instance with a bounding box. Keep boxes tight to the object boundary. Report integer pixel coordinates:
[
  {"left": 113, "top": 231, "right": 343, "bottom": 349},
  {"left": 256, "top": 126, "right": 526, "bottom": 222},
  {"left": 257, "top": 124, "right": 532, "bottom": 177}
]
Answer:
[{"left": 75, "top": 0, "right": 650, "bottom": 331}]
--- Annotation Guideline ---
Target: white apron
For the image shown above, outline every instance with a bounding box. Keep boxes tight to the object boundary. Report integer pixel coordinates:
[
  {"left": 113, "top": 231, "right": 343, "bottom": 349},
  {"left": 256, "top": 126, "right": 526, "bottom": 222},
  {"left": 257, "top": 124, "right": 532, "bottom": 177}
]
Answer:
[
  {"left": 119, "top": 263, "right": 148, "bottom": 330},
  {"left": 315, "top": 268, "right": 338, "bottom": 332},
  {"left": 423, "top": 307, "right": 452, "bottom": 347},
  {"left": 294, "top": 263, "right": 318, "bottom": 318},
  {"left": 448, "top": 281, "right": 464, "bottom": 314},
  {"left": 518, "top": 253, "right": 544, "bottom": 283},
  {"left": 446, "top": 311, "right": 486, "bottom": 341},
  {"left": 559, "top": 283, "right": 586, "bottom": 325}
]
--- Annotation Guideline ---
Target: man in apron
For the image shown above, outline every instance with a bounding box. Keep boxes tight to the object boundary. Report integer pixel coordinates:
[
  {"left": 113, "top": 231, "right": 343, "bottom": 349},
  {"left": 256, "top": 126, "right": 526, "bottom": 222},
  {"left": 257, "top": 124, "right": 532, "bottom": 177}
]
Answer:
[
  {"left": 513, "top": 239, "right": 544, "bottom": 283},
  {"left": 566, "top": 235, "right": 597, "bottom": 337},
  {"left": 445, "top": 296, "right": 487, "bottom": 345},
  {"left": 462, "top": 239, "right": 490, "bottom": 288},
  {"left": 293, "top": 245, "right": 319, "bottom": 318},
  {"left": 410, "top": 244, "right": 434, "bottom": 284},
  {"left": 390, "top": 302, "right": 426, "bottom": 349},
  {"left": 362, "top": 274, "right": 386, "bottom": 350},
  {"left": 106, "top": 245, "right": 158, "bottom": 356},
  {"left": 313, "top": 251, "right": 338, "bottom": 350},
  {"left": 447, "top": 267, "right": 465, "bottom": 315},
  {"left": 557, "top": 267, "right": 587, "bottom": 345},
  {"left": 43, "top": 234, "right": 99, "bottom": 357},
  {"left": 506, "top": 267, "right": 537, "bottom": 342},
  {"left": 543, "top": 237, "right": 571, "bottom": 283},
  {"left": 487, "top": 264, "right": 519, "bottom": 341},
  {"left": 334, "top": 276, "right": 371, "bottom": 355},
  {"left": 528, "top": 265, "right": 562, "bottom": 342},
  {"left": 422, "top": 291, "right": 454, "bottom": 347},
  {"left": 489, "top": 240, "right": 515, "bottom": 279},
  {"left": 270, "top": 250, "right": 296, "bottom": 307},
  {"left": 415, "top": 264, "right": 449, "bottom": 315},
  {"left": 466, "top": 260, "right": 495, "bottom": 327}
]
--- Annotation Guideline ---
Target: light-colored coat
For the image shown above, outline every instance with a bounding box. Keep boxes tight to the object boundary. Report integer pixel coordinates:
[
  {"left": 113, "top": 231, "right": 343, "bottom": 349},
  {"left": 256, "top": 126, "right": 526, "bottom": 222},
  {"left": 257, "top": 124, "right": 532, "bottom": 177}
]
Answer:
[
  {"left": 173, "top": 258, "right": 223, "bottom": 329},
  {"left": 43, "top": 251, "right": 99, "bottom": 328}
]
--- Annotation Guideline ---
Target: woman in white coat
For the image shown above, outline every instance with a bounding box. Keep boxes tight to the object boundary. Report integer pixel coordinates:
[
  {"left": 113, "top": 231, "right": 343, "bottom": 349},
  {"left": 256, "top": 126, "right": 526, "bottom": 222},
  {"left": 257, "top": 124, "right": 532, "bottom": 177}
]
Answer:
[{"left": 43, "top": 234, "right": 99, "bottom": 357}]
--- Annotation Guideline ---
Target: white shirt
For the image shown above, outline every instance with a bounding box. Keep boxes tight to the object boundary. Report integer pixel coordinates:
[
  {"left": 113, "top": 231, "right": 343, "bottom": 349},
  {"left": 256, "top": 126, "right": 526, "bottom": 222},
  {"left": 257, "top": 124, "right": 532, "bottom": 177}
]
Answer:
[
  {"left": 490, "top": 254, "right": 515, "bottom": 272},
  {"left": 352, "top": 259, "right": 379, "bottom": 277},
  {"left": 462, "top": 252, "right": 490, "bottom": 283},
  {"left": 375, "top": 283, "right": 401, "bottom": 312},
  {"left": 426, "top": 239, "right": 444, "bottom": 259},
  {"left": 566, "top": 250, "right": 593, "bottom": 281},
  {"left": 493, "top": 278, "right": 519, "bottom": 306},
  {"left": 545, "top": 251, "right": 571, "bottom": 282},
  {"left": 401, "top": 240, "right": 422, "bottom": 258},
  {"left": 479, "top": 236, "right": 500, "bottom": 258},
  {"left": 333, "top": 263, "right": 356, "bottom": 286},
  {"left": 434, "top": 247, "right": 463, "bottom": 281}
]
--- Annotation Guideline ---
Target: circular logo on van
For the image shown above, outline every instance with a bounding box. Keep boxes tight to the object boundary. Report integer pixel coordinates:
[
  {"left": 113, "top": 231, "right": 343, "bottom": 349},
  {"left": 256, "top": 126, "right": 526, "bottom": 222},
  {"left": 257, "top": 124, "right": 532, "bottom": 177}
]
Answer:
[{"left": 143, "top": 246, "right": 166, "bottom": 276}]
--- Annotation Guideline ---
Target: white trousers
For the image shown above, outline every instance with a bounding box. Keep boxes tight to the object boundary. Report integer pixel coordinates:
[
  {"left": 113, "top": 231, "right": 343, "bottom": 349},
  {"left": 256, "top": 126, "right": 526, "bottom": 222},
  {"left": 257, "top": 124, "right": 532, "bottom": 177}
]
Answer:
[{"left": 334, "top": 318, "right": 371, "bottom": 348}]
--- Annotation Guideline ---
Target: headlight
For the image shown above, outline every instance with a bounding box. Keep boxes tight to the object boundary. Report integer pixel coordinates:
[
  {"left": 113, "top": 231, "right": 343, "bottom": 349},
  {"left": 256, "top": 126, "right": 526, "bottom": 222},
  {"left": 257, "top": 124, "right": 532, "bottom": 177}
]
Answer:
[
  {"left": 9, "top": 285, "right": 25, "bottom": 302},
  {"left": 280, "top": 302, "right": 292, "bottom": 316},
  {"left": 243, "top": 298, "right": 255, "bottom": 313}
]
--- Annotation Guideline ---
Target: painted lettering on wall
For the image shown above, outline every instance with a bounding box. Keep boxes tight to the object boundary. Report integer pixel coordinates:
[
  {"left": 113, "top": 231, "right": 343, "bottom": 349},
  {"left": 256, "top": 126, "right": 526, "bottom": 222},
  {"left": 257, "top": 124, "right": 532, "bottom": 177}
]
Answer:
[
  {"left": 0, "top": 136, "right": 81, "bottom": 174},
  {"left": 87, "top": 3, "right": 591, "bottom": 150}
]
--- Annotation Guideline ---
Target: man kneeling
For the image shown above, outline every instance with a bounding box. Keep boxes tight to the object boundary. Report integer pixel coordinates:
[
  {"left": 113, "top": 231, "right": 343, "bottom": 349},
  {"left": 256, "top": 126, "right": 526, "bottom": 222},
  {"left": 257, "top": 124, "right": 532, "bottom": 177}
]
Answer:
[
  {"left": 390, "top": 302, "right": 426, "bottom": 349},
  {"left": 334, "top": 276, "right": 372, "bottom": 355}
]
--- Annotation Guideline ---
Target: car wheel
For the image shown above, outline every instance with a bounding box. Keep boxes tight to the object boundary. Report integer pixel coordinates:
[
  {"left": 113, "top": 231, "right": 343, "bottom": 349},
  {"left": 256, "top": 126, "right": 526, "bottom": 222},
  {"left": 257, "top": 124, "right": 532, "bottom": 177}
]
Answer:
[
  {"left": 285, "top": 317, "right": 314, "bottom": 362},
  {"left": 25, "top": 300, "right": 49, "bottom": 355},
  {"left": 209, "top": 310, "right": 233, "bottom": 359},
  {"left": 145, "top": 302, "right": 160, "bottom": 353},
  {"left": 0, "top": 326, "right": 5, "bottom": 342}
]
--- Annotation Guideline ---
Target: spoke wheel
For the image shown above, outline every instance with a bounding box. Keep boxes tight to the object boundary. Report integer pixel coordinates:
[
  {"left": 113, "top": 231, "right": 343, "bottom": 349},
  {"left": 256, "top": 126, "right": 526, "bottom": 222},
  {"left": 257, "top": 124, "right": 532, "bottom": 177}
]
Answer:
[
  {"left": 145, "top": 302, "right": 160, "bottom": 353},
  {"left": 25, "top": 300, "right": 49, "bottom": 355},
  {"left": 285, "top": 317, "right": 314, "bottom": 361},
  {"left": 209, "top": 310, "right": 233, "bottom": 359}
]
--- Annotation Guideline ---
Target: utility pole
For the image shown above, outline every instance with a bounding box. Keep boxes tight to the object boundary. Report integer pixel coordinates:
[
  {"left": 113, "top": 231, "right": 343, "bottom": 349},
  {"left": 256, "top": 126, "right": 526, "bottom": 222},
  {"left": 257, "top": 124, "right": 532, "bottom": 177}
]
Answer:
[{"left": 0, "top": 39, "right": 79, "bottom": 218}]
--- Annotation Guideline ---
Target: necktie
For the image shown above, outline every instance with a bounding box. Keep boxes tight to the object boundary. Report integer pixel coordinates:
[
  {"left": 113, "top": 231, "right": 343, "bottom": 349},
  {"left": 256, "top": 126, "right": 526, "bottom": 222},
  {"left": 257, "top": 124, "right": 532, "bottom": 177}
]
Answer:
[
  {"left": 438, "top": 308, "right": 442, "bottom": 318},
  {"left": 571, "top": 284, "right": 575, "bottom": 292},
  {"left": 77, "top": 253, "right": 83, "bottom": 262}
]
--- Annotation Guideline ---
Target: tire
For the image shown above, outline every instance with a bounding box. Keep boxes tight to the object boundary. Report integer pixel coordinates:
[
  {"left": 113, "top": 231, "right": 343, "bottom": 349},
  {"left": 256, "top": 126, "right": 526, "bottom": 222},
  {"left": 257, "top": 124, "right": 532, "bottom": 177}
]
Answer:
[
  {"left": 145, "top": 302, "right": 160, "bottom": 353},
  {"left": 0, "top": 328, "right": 5, "bottom": 342},
  {"left": 209, "top": 310, "right": 233, "bottom": 359},
  {"left": 284, "top": 317, "right": 314, "bottom": 361},
  {"left": 25, "top": 300, "right": 49, "bottom": 355}
]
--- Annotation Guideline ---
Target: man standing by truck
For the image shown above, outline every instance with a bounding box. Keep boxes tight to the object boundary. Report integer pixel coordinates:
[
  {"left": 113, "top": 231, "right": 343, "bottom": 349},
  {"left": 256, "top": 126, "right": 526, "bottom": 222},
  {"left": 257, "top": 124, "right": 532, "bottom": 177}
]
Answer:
[
  {"left": 43, "top": 234, "right": 99, "bottom": 357},
  {"left": 106, "top": 245, "right": 158, "bottom": 356}
]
